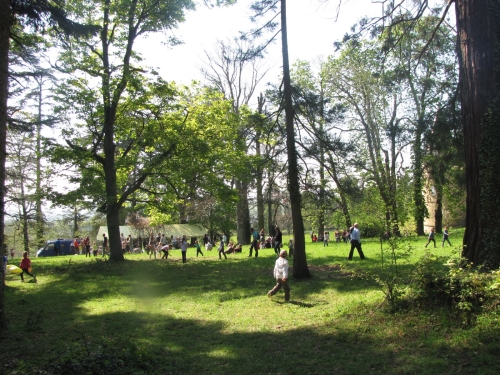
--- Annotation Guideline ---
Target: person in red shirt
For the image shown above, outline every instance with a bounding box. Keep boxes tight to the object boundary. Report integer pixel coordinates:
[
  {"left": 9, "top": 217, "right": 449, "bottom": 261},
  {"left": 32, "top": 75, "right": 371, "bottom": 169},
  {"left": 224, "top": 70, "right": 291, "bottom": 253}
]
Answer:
[
  {"left": 73, "top": 238, "right": 80, "bottom": 255},
  {"left": 19, "top": 251, "right": 36, "bottom": 283}
]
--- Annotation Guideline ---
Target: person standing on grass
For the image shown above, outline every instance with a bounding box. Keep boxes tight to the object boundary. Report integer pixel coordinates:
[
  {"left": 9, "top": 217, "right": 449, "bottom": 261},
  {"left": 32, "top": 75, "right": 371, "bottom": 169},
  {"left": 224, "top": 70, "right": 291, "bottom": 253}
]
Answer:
[
  {"left": 218, "top": 236, "right": 227, "bottom": 260},
  {"left": 195, "top": 240, "right": 204, "bottom": 257},
  {"left": 267, "top": 250, "right": 290, "bottom": 301},
  {"left": 425, "top": 227, "right": 436, "bottom": 248},
  {"left": 19, "top": 251, "right": 37, "bottom": 283},
  {"left": 324, "top": 231, "right": 329, "bottom": 247},
  {"left": 442, "top": 226, "right": 452, "bottom": 247},
  {"left": 273, "top": 226, "right": 282, "bottom": 256},
  {"left": 348, "top": 223, "right": 366, "bottom": 260},
  {"left": 54, "top": 238, "right": 60, "bottom": 256},
  {"left": 288, "top": 239, "right": 294, "bottom": 257},
  {"left": 248, "top": 227, "right": 259, "bottom": 257},
  {"left": 84, "top": 236, "right": 91, "bottom": 257},
  {"left": 102, "top": 234, "right": 109, "bottom": 257},
  {"left": 2, "top": 250, "right": 7, "bottom": 285},
  {"left": 10, "top": 248, "right": 15, "bottom": 260},
  {"left": 180, "top": 235, "right": 188, "bottom": 263}
]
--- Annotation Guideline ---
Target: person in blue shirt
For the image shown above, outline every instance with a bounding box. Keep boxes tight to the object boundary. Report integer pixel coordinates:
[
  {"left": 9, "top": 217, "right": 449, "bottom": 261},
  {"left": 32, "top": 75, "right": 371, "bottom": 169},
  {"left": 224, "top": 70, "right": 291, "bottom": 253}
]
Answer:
[
  {"left": 248, "top": 227, "right": 260, "bottom": 257},
  {"left": 348, "top": 223, "right": 366, "bottom": 260},
  {"left": 425, "top": 227, "right": 436, "bottom": 248},
  {"left": 442, "top": 226, "right": 452, "bottom": 247}
]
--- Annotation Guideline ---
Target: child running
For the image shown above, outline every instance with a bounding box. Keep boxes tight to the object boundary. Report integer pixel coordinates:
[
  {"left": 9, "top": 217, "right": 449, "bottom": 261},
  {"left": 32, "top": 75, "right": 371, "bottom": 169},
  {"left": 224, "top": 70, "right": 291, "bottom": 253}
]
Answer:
[{"left": 19, "top": 251, "right": 37, "bottom": 283}]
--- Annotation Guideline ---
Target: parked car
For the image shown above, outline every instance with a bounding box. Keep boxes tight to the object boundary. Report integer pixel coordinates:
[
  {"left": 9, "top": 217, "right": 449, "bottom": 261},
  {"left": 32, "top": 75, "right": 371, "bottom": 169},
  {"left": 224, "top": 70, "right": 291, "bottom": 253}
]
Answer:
[{"left": 36, "top": 239, "right": 75, "bottom": 257}]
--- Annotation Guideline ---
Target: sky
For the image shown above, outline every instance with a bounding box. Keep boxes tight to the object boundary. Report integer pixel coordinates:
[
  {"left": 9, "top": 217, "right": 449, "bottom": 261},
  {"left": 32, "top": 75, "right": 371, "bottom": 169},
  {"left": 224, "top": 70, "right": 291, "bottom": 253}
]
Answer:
[{"left": 136, "top": 0, "right": 384, "bottom": 103}]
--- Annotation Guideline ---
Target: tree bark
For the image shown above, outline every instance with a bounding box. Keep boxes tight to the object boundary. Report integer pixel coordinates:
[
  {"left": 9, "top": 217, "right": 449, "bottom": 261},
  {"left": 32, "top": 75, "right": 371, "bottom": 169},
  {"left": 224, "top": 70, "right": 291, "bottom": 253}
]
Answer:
[
  {"left": 35, "top": 78, "right": 45, "bottom": 248},
  {"left": 256, "top": 94, "right": 265, "bottom": 232},
  {"left": 281, "top": 0, "right": 309, "bottom": 279},
  {"left": 457, "top": 0, "right": 500, "bottom": 268},
  {"left": 0, "top": 0, "right": 10, "bottom": 331},
  {"left": 236, "top": 179, "right": 251, "bottom": 245}
]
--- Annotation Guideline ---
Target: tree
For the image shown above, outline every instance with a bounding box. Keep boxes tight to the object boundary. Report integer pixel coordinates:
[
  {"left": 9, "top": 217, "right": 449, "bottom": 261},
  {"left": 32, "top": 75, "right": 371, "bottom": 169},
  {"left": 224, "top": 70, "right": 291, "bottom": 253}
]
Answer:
[
  {"left": 325, "top": 41, "right": 407, "bottom": 234},
  {"left": 201, "top": 38, "right": 268, "bottom": 245},
  {"left": 455, "top": 0, "right": 500, "bottom": 268},
  {"left": 0, "top": 0, "right": 100, "bottom": 332},
  {"left": 246, "top": 0, "right": 309, "bottom": 277},
  {"left": 290, "top": 60, "right": 352, "bottom": 235},
  {"left": 376, "top": 16, "right": 458, "bottom": 235},
  {"left": 371, "top": 0, "right": 500, "bottom": 268},
  {"left": 51, "top": 0, "right": 207, "bottom": 261}
]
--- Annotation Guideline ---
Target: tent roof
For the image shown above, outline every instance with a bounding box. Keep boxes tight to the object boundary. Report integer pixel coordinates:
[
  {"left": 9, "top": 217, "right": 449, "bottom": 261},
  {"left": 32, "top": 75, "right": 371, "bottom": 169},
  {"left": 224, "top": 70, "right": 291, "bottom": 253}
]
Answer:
[{"left": 97, "top": 224, "right": 207, "bottom": 241}]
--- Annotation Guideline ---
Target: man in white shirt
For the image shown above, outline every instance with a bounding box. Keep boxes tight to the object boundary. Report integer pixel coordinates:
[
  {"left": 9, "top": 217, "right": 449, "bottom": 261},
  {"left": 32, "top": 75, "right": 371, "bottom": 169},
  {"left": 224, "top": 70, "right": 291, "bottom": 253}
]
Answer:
[
  {"left": 348, "top": 223, "right": 366, "bottom": 260},
  {"left": 180, "top": 235, "right": 188, "bottom": 263}
]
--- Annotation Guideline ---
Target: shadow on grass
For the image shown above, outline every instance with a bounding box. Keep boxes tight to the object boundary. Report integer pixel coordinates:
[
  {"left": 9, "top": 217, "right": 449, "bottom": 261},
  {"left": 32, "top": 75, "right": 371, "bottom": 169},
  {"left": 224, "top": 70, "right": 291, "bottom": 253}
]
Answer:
[{"left": 1, "top": 306, "right": 498, "bottom": 375}]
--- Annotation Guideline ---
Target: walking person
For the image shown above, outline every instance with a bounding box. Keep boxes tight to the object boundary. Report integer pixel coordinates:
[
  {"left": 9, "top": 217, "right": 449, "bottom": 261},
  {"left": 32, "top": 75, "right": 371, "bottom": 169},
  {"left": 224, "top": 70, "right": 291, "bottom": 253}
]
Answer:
[
  {"left": 248, "top": 227, "right": 259, "bottom": 257},
  {"left": 218, "top": 236, "right": 227, "bottom": 260},
  {"left": 19, "top": 251, "right": 37, "bottom": 283},
  {"left": 102, "top": 234, "right": 109, "bottom": 257},
  {"left": 348, "top": 223, "right": 366, "bottom": 260},
  {"left": 195, "top": 240, "right": 204, "bottom": 257},
  {"left": 180, "top": 235, "right": 188, "bottom": 263},
  {"left": 425, "top": 227, "right": 436, "bottom": 248},
  {"left": 442, "top": 226, "right": 452, "bottom": 247},
  {"left": 267, "top": 250, "right": 290, "bottom": 302},
  {"left": 324, "top": 231, "right": 329, "bottom": 247},
  {"left": 273, "top": 226, "right": 282, "bottom": 256},
  {"left": 2, "top": 250, "right": 7, "bottom": 285}
]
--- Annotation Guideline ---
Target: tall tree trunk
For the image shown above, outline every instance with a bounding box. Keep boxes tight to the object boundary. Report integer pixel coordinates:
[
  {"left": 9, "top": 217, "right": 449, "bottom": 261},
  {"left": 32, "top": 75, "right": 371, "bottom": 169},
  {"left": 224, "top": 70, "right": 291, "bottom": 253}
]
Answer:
[
  {"left": 103, "top": 110, "right": 123, "bottom": 261},
  {"left": 413, "top": 128, "right": 426, "bottom": 235},
  {"left": 0, "top": 0, "right": 10, "bottom": 331},
  {"left": 318, "top": 89, "right": 325, "bottom": 236},
  {"left": 281, "top": 0, "right": 309, "bottom": 278},
  {"left": 236, "top": 179, "right": 251, "bottom": 244},
  {"left": 435, "top": 184, "right": 443, "bottom": 234},
  {"left": 457, "top": 0, "right": 500, "bottom": 268},
  {"left": 73, "top": 206, "right": 78, "bottom": 237},
  {"left": 256, "top": 94, "right": 265, "bottom": 232},
  {"left": 267, "top": 176, "right": 274, "bottom": 237},
  {"left": 35, "top": 79, "right": 44, "bottom": 247}
]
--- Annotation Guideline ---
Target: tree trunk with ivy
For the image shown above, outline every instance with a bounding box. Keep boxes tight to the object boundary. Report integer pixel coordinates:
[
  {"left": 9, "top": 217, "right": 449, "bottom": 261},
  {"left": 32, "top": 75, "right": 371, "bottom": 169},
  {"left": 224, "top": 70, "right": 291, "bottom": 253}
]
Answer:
[
  {"left": 0, "top": 0, "right": 9, "bottom": 332},
  {"left": 457, "top": 0, "right": 500, "bottom": 269}
]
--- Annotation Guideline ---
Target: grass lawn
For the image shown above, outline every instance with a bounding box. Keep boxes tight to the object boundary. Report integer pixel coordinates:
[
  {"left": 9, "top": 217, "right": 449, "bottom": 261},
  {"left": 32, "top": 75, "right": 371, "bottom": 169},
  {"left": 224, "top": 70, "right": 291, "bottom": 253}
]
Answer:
[{"left": 1, "top": 230, "right": 499, "bottom": 374}]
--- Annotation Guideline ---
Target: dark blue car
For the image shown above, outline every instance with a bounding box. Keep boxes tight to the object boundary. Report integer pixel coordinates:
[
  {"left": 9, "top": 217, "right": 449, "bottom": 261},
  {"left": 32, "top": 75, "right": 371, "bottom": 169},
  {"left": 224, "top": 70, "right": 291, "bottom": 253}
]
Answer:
[{"left": 36, "top": 239, "right": 75, "bottom": 257}]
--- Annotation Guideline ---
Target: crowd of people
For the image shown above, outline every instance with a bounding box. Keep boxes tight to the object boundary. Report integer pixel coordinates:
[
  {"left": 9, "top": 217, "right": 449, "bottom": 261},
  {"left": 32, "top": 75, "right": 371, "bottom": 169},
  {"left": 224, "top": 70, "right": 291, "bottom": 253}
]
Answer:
[{"left": 2, "top": 223, "right": 455, "bottom": 304}]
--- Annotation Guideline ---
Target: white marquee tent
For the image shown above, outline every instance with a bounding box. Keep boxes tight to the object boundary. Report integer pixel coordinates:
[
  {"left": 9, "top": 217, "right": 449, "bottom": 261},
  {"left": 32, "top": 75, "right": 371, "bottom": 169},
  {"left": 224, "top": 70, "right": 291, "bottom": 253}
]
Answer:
[{"left": 96, "top": 224, "right": 208, "bottom": 241}]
